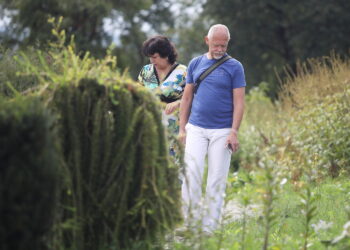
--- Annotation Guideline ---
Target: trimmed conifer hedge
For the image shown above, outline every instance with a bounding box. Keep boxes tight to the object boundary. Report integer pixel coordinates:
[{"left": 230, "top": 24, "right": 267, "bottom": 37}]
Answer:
[
  {"left": 0, "top": 97, "right": 59, "bottom": 250},
  {"left": 51, "top": 78, "right": 180, "bottom": 249},
  {"left": 1, "top": 20, "right": 182, "bottom": 247}
]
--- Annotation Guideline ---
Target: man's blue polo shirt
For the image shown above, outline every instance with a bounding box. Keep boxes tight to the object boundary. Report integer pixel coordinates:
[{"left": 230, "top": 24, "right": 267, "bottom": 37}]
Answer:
[{"left": 186, "top": 53, "right": 246, "bottom": 129}]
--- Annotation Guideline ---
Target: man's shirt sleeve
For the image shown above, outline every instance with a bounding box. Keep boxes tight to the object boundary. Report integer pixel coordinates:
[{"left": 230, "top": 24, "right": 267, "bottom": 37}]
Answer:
[
  {"left": 186, "top": 58, "right": 196, "bottom": 84},
  {"left": 232, "top": 62, "right": 246, "bottom": 89}
]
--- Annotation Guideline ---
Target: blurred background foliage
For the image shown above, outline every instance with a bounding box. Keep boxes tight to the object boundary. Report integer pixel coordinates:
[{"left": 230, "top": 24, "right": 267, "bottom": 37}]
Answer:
[
  {"left": 0, "top": 0, "right": 174, "bottom": 77},
  {"left": 0, "top": 0, "right": 349, "bottom": 98}
]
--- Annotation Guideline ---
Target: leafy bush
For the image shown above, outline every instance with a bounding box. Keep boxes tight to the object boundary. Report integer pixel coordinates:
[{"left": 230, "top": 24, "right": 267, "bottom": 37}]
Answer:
[
  {"left": 49, "top": 78, "right": 180, "bottom": 249},
  {"left": 289, "top": 86, "right": 350, "bottom": 178},
  {"left": 0, "top": 97, "right": 59, "bottom": 250},
  {"left": 280, "top": 56, "right": 350, "bottom": 179},
  {"left": 13, "top": 17, "right": 181, "bottom": 249},
  {"left": 233, "top": 82, "right": 281, "bottom": 171},
  {"left": 238, "top": 55, "right": 350, "bottom": 180},
  {"left": 0, "top": 47, "right": 40, "bottom": 98}
]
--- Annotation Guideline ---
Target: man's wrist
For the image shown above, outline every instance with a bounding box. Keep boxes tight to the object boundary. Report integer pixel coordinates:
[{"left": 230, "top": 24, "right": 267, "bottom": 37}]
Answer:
[
  {"left": 179, "top": 128, "right": 186, "bottom": 134},
  {"left": 231, "top": 128, "right": 238, "bottom": 135}
]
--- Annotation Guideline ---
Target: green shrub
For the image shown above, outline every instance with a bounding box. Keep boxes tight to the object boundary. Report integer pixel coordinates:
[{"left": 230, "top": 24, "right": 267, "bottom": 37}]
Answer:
[
  {"left": 289, "top": 86, "right": 350, "bottom": 178},
  {"left": 0, "top": 97, "right": 59, "bottom": 250},
  {"left": 11, "top": 18, "right": 181, "bottom": 249},
  {"left": 233, "top": 82, "right": 281, "bottom": 171},
  {"left": 50, "top": 78, "right": 180, "bottom": 249},
  {"left": 277, "top": 56, "right": 350, "bottom": 179},
  {"left": 238, "top": 56, "right": 350, "bottom": 180},
  {"left": 0, "top": 47, "right": 40, "bottom": 98}
]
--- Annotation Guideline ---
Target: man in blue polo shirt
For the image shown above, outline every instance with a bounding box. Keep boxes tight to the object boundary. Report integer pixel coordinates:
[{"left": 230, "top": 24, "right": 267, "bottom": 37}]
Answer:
[{"left": 179, "top": 24, "right": 246, "bottom": 234}]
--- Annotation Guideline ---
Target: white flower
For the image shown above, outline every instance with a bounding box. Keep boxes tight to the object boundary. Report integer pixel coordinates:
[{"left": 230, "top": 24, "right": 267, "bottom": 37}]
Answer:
[
  {"left": 280, "top": 178, "right": 287, "bottom": 186},
  {"left": 311, "top": 220, "right": 333, "bottom": 233},
  {"left": 332, "top": 221, "right": 350, "bottom": 244},
  {"left": 343, "top": 221, "right": 350, "bottom": 236}
]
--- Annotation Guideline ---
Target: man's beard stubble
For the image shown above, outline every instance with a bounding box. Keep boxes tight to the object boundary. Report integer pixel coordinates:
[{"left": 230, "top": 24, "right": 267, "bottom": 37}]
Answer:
[{"left": 213, "top": 53, "right": 225, "bottom": 60}]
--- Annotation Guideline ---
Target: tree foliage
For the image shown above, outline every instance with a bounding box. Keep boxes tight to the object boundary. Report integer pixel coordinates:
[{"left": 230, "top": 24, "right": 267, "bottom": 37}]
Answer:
[
  {"left": 197, "top": 0, "right": 350, "bottom": 97},
  {"left": 1, "top": 0, "right": 350, "bottom": 96},
  {"left": 0, "top": 0, "right": 174, "bottom": 77}
]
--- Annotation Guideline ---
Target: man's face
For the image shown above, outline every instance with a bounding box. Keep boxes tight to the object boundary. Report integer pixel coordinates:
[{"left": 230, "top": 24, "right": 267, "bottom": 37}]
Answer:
[{"left": 205, "top": 33, "right": 229, "bottom": 59}]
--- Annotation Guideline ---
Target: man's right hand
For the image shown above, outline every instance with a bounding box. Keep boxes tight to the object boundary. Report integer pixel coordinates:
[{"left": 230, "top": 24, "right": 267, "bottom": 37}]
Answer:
[{"left": 178, "top": 130, "right": 186, "bottom": 145}]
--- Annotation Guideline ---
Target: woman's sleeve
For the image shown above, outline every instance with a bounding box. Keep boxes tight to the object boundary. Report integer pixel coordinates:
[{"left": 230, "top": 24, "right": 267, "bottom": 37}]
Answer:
[
  {"left": 180, "top": 67, "right": 187, "bottom": 90},
  {"left": 137, "top": 67, "right": 145, "bottom": 85}
]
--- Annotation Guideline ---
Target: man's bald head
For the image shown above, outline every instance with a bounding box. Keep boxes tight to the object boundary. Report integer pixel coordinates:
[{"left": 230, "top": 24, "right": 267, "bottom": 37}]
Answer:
[{"left": 207, "top": 24, "right": 230, "bottom": 41}]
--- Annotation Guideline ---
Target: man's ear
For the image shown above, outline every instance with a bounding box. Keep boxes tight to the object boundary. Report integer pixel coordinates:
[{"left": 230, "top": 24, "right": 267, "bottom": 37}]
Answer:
[{"left": 204, "top": 36, "right": 209, "bottom": 45}]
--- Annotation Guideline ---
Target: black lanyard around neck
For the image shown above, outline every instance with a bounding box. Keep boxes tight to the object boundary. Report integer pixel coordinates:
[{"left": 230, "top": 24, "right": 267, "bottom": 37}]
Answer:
[{"left": 154, "top": 63, "right": 179, "bottom": 85}]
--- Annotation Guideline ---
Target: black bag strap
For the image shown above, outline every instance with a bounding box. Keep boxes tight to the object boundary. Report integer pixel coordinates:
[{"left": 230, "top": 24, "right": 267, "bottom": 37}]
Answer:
[{"left": 194, "top": 55, "right": 232, "bottom": 94}]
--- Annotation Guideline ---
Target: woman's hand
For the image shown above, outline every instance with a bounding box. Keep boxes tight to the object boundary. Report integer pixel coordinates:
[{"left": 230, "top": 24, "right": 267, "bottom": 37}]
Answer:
[{"left": 164, "top": 100, "right": 180, "bottom": 115}]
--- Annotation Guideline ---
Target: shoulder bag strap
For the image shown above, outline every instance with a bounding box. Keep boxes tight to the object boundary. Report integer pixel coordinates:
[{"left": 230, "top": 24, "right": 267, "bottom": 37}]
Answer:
[{"left": 194, "top": 55, "right": 232, "bottom": 94}]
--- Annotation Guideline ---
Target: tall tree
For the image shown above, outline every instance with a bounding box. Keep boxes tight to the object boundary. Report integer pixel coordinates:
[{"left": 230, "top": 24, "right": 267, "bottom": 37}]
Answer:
[
  {"left": 183, "top": 0, "right": 350, "bottom": 97},
  {"left": 165, "top": 0, "right": 208, "bottom": 65},
  {"left": 0, "top": 0, "right": 174, "bottom": 78}
]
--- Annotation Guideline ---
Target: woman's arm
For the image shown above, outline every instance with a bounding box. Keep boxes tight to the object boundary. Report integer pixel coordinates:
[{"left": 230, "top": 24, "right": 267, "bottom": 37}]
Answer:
[{"left": 164, "top": 99, "right": 181, "bottom": 114}]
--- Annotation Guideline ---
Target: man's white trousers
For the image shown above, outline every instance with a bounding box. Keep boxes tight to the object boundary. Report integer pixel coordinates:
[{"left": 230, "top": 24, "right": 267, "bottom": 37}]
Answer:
[{"left": 181, "top": 123, "right": 232, "bottom": 232}]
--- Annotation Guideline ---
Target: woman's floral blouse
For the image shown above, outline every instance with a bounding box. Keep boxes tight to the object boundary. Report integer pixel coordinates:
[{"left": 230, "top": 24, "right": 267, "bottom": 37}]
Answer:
[{"left": 138, "top": 63, "right": 187, "bottom": 104}]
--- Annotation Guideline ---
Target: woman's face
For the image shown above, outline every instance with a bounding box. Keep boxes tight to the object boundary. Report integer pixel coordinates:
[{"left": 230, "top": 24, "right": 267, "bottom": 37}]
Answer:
[{"left": 149, "top": 53, "right": 170, "bottom": 70}]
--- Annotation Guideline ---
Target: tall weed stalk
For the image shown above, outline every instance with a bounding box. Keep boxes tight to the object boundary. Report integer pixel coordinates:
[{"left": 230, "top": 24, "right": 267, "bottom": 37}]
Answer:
[
  {"left": 300, "top": 187, "right": 317, "bottom": 250},
  {"left": 259, "top": 156, "right": 278, "bottom": 250}
]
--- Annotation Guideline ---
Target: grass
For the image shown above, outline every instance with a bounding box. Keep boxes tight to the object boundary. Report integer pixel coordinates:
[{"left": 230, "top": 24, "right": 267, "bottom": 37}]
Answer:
[
  {"left": 279, "top": 53, "right": 350, "bottom": 112},
  {"left": 167, "top": 172, "right": 350, "bottom": 250}
]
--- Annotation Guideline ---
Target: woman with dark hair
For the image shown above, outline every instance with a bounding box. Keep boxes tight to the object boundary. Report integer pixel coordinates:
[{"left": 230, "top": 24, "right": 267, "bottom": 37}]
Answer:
[{"left": 138, "top": 35, "right": 187, "bottom": 135}]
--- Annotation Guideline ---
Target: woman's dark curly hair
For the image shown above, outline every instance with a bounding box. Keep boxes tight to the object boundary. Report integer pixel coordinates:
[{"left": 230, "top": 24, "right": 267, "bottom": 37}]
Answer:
[{"left": 142, "top": 35, "right": 178, "bottom": 64}]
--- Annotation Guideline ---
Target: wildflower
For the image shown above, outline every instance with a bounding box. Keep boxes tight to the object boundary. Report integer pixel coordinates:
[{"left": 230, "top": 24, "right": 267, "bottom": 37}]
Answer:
[{"left": 311, "top": 220, "right": 333, "bottom": 233}]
